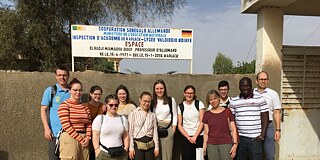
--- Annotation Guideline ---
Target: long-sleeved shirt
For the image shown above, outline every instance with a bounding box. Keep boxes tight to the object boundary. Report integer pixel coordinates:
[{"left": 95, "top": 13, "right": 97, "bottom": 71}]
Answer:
[
  {"left": 58, "top": 98, "right": 92, "bottom": 143},
  {"left": 128, "top": 107, "right": 159, "bottom": 150}
]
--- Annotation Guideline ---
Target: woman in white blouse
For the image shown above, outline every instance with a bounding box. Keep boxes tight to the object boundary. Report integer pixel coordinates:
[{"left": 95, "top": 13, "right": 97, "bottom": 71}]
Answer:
[{"left": 151, "top": 79, "right": 177, "bottom": 160}]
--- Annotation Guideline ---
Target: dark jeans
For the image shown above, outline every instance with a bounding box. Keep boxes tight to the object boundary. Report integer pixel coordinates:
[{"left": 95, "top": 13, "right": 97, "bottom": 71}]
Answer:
[
  {"left": 236, "top": 136, "right": 262, "bottom": 160},
  {"left": 134, "top": 136, "right": 155, "bottom": 160},
  {"left": 48, "top": 137, "right": 59, "bottom": 160},
  {"left": 181, "top": 135, "right": 208, "bottom": 160}
]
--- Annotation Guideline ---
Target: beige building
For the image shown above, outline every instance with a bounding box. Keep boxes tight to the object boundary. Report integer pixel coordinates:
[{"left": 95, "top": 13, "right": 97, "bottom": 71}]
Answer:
[{"left": 241, "top": 0, "right": 320, "bottom": 159}]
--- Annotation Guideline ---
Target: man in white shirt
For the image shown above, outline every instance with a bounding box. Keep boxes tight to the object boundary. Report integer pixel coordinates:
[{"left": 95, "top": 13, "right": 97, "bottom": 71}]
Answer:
[{"left": 253, "top": 71, "right": 282, "bottom": 160}]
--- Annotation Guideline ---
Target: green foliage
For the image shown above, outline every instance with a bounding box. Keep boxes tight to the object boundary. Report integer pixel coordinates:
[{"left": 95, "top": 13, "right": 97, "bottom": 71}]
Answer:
[
  {"left": 212, "top": 52, "right": 233, "bottom": 74},
  {"left": 212, "top": 52, "right": 255, "bottom": 74},
  {"left": 0, "top": 0, "right": 185, "bottom": 72}
]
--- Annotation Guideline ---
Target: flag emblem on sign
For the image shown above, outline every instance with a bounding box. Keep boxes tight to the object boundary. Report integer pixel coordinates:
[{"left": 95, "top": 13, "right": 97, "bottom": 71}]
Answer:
[
  {"left": 72, "top": 25, "right": 85, "bottom": 31},
  {"left": 182, "top": 30, "right": 192, "bottom": 38}
]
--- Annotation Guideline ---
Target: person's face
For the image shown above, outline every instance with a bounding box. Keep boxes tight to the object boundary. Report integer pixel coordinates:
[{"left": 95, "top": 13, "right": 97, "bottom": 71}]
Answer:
[
  {"left": 256, "top": 72, "right": 269, "bottom": 90},
  {"left": 184, "top": 88, "right": 195, "bottom": 101},
  {"left": 106, "top": 99, "right": 119, "bottom": 114},
  {"left": 70, "top": 83, "right": 82, "bottom": 100},
  {"left": 218, "top": 86, "right": 229, "bottom": 99},
  {"left": 239, "top": 80, "right": 252, "bottom": 97},
  {"left": 90, "top": 89, "right": 102, "bottom": 103},
  {"left": 55, "top": 69, "right": 69, "bottom": 85},
  {"left": 139, "top": 95, "right": 151, "bottom": 111},
  {"left": 117, "top": 89, "right": 127, "bottom": 103},
  {"left": 209, "top": 94, "right": 220, "bottom": 109},
  {"left": 155, "top": 83, "right": 165, "bottom": 98}
]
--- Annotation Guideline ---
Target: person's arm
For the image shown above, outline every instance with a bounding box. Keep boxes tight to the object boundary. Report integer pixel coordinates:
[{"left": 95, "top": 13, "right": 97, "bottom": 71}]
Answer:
[
  {"left": 171, "top": 97, "right": 177, "bottom": 132},
  {"left": 203, "top": 124, "right": 209, "bottom": 156},
  {"left": 274, "top": 109, "right": 281, "bottom": 141},
  {"left": 259, "top": 111, "right": 269, "bottom": 140},
  {"left": 190, "top": 109, "right": 205, "bottom": 143},
  {"left": 122, "top": 131, "right": 129, "bottom": 151},
  {"left": 229, "top": 121, "right": 238, "bottom": 158},
  {"left": 177, "top": 114, "right": 190, "bottom": 139},
  {"left": 40, "top": 105, "right": 53, "bottom": 141},
  {"left": 92, "top": 130, "right": 101, "bottom": 156},
  {"left": 128, "top": 112, "right": 135, "bottom": 151},
  {"left": 82, "top": 106, "right": 92, "bottom": 147},
  {"left": 153, "top": 113, "right": 159, "bottom": 150}
]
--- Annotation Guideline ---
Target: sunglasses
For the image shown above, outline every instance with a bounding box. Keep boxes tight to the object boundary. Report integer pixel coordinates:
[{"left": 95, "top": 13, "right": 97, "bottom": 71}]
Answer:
[{"left": 108, "top": 104, "right": 119, "bottom": 108}]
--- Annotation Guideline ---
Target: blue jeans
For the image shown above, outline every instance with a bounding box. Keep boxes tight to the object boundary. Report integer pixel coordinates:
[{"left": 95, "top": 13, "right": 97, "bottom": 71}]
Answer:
[
  {"left": 263, "top": 121, "right": 275, "bottom": 160},
  {"left": 236, "top": 136, "right": 262, "bottom": 160}
]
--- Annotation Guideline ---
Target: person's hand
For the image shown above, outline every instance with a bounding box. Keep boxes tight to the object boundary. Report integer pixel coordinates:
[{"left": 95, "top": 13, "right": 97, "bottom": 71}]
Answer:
[
  {"left": 129, "top": 149, "right": 135, "bottom": 159},
  {"left": 255, "top": 135, "right": 264, "bottom": 141},
  {"left": 44, "top": 128, "right": 53, "bottom": 141},
  {"left": 81, "top": 136, "right": 90, "bottom": 147},
  {"left": 274, "top": 130, "right": 281, "bottom": 142},
  {"left": 154, "top": 148, "right": 159, "bottom": 157},
  {"left": 189, "top": 136, "right": 197, "bottom": 144},
  {"left": 203, "top": 145, "right": 207, "bottom": 156},
  {"left": 230, "top": 144, "right": 238, "bottom": 158},
  {"left": 95, "top": 148, "right": 101, "bottom": 157}
]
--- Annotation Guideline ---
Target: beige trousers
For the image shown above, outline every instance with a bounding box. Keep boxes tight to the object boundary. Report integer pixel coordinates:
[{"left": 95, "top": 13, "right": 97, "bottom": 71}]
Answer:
[
  {"left": 157, "top": 122, "right": 174, "bottom": 160},
  {"left": 59, "top": 132, "right": 89, "bottom": 160}
]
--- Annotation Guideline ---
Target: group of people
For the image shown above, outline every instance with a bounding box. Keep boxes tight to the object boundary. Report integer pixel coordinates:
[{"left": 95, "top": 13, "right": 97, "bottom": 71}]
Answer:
[{"left": 41, "top": 65, "right": 281, "bottom": 160}]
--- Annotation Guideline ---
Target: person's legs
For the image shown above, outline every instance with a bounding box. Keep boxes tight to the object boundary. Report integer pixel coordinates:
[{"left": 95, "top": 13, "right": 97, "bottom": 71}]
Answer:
[
  {"left": 180, "top": 135, "right": 195, "bottom": 160},
  {"left": 218, "top": 144, "right": 233, "bottom": 160},
  {"left": 248, "top": 138, "right": 263, "bottom": 160},
  {"left": 49, "top": 137, "right": 60, "bottom": 160},
  {"left": 207, "top": 144, "right": 219, "bottom": 160},
  {"left": 59, "top": 132, "right": 79, "bottom": 160},
  {"left": 145, "top": 148, "right": 155, "bottom": 160},
  {"left": 264, "top": 122, "right": 275, "bottom": 160},
  {"left": 236, "top": 136, "right": 248, "bottom": 160},
  {"left": 196, "top": 135, "right": 208, "bottom": 160},
  {"left": 158, "top": 123, "right": 174, "bottom": 160},
  {"left": 134, "top": 142, "right": 146, "bottom": 160}
]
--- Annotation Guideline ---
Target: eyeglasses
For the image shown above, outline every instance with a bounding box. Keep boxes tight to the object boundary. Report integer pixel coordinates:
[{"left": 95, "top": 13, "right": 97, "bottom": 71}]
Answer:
[
  {"left": 93, "top": 93, "right": 102, "bottom": 96},
  {"left": 185, "top": 92, "right": 194, "bottom": 95},
  {"left": 71, "top": 89, "right": 83, "bottom": 92},
  {"left": 108, "top": 104, "right": 119, "bottom": 108}
]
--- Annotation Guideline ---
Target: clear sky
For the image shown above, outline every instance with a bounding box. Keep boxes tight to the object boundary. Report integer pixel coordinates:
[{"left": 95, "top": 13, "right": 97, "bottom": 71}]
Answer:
[{"left": 119, "top": 0, "right": 320, "bottom": 74}]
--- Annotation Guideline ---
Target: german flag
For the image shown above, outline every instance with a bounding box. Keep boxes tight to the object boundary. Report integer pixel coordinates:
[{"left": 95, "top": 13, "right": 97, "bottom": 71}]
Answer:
[
  {"left": 182, "top": 30, "right": 192, "bottom": 38},
  {"left": 72, "top": 25, "right": 85, "bottom": 31}
]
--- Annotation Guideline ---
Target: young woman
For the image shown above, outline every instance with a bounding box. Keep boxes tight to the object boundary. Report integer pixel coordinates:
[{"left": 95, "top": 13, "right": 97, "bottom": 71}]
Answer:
[
  {"left": 128, "top": 91, "right": 159, "bottom": 160},
  {"left": 115, "top": 84, "right": 136, "bottom": 119},
  {"left": 151, "top": 79, "right": 177, "bottom": 160},
  {"left": 58, "top": 78, "right": 91, "bottom": 160},
  {"left": 85, "top": 85, "right": 104, "bottom": 160},
  {"left": 177, "top": 85, "right": 206, "bottom": 160},
  {"left": 202, "top": 90, "right": 238, "bottom": 160},
  {"left": 92, "top": 94, "right": 129, "bottom": 160}
]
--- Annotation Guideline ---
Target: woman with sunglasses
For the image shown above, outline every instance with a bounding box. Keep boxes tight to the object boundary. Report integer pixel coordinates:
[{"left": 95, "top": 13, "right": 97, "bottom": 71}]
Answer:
[
  {"left": 58, "top": 78, "right": 92, "bottom": 160},
  {"left": 85, "top": 85, "right": 104, "bottom": 160},
  {"left": 92, "top": 94, "right": 129, "bottom": 160},
  {"left": 115, "top": 84, "right": 136, "bottom": 119}
]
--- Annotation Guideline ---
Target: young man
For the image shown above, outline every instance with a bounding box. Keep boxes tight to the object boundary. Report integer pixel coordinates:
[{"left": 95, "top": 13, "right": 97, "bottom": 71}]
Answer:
[
  {"left": 254, "top": 71, "right": 281, "bottom": 160},
  {"left": 40, "top": 65, "right": 70, "bottom": 160},
  {"left": 229, "top": 77, "right": 269, "bottom": 160}
]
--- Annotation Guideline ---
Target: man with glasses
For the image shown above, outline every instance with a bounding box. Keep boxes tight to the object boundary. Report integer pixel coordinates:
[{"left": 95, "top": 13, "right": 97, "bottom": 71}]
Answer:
[
  {"left": 254, "top": 71, "right": 281, "bottom": 160},
  {"left": 207, "top": 80, "right": 230, "bottom": 110},
  {"left": 40, "top": 65, "right": 70, "bottom": 160}
]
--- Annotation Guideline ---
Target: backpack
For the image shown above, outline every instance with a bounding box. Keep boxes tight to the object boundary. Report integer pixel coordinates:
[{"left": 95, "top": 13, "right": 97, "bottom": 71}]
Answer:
[
  {"left": 178, "top": 100, "right": 199, "bottom": 116},
  {"left": 49, "top": 85, "right": 57, "bottom": 108}
]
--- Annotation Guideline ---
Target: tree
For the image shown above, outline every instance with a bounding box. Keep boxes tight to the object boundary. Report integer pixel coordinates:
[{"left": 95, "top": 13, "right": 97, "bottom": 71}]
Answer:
[
  {"left": 212, "top": 52, "right": 234, "bottom": 74},
  {"left": 212, "top": 52, "right": 255, "bottom": 74},
  {"left": 0, "top": 0, "right": 186, "bottom": 71}
]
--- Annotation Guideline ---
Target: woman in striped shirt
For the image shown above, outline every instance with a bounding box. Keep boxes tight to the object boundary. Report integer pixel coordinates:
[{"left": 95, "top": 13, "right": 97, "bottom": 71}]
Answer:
[{"left": 58, "top": 78, "right": 92, "bottom": 160}]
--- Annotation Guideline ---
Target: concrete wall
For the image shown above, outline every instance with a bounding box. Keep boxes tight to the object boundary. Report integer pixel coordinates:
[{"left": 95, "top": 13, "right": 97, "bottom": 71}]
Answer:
[{"left": 0, "top": 71, "right": 254, "bottom": 160}]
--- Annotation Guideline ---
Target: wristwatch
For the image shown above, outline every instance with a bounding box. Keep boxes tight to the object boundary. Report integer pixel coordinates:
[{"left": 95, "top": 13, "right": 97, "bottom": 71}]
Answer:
[{"left": 275, "top": 129, "right": 281, "bottom": 132}]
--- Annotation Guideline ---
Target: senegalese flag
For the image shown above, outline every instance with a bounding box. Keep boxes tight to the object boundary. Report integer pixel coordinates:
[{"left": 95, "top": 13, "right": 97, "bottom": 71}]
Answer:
[
  {"left": 72, "top": 25, "right": 85, "bottom": 31},
  {"left": 182, "top": 30, "right": 192, "bottom": 38}
]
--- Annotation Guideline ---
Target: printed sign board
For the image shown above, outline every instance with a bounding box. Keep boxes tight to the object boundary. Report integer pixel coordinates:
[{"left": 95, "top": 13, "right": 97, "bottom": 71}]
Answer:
[{"left": 71, "top": 25, "right": 193, "bottom": 60}]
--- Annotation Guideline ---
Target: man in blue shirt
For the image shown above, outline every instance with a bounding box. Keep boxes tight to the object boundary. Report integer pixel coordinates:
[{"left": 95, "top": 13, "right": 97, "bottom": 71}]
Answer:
[{"left": 40, "top": 65, "right": 70, "bottom": 160}]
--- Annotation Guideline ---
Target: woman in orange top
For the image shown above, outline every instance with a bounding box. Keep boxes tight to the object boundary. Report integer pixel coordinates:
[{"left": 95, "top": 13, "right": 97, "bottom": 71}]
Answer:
[
  {"left": 58, "top": 78, "right": 91, "bottom": 160},
  {"left": 86, "top": 85, "right": 104, "bottom": 160}
]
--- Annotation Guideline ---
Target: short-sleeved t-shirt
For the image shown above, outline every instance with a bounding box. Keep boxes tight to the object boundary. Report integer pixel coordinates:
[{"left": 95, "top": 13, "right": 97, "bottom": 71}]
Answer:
[
  {"left": 41, "top": 83, "right": 70, "bottom": 137},
  {"left": 92, "top": 114, "right": 128, "bottom": 152},
  {"left": 178, "top": 100, "right": 205, "bottom": 136},
  {"left": 202, "top": 108, "right": 234, "bottom": 145}
]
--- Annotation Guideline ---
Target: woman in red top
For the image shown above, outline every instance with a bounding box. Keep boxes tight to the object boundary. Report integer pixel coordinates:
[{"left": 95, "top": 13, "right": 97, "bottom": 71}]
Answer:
[
  {"left": 58, "top": 78, "right": 91, "bottom": 160},
  {"left": 202, "top": 90, "right": 238, "bottom": 160}
]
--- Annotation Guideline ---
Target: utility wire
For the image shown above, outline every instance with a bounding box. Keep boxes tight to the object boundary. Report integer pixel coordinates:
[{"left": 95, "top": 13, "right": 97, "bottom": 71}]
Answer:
[
  {"left": 245, "top": 35, "right": 256, "bottom": 62},
  {"left": 284, "top": 16, "right": 294, "bottom": 32}
]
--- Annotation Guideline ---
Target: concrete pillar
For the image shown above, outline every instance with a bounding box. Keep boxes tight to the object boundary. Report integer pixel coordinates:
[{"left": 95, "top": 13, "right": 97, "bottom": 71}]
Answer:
[{"left": 256, "top": 7, "right": 284, "bottom": 92}]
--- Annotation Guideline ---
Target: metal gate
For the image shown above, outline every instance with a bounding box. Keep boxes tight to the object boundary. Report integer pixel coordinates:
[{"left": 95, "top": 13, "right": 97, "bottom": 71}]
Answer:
[{"left": 280, "top": 46, "right": 320, "bottom": 159}]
